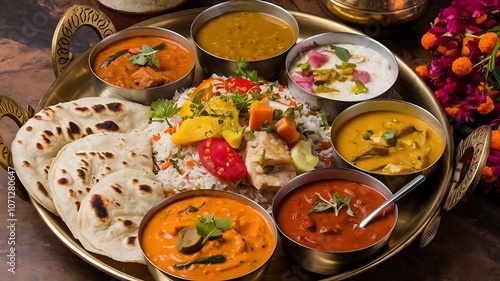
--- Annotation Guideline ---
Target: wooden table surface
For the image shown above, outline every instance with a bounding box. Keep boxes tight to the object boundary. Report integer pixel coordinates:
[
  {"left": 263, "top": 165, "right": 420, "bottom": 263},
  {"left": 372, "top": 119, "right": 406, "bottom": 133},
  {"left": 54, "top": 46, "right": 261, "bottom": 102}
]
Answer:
[{"left": 0, "top": 0, "right": 499, "bottom": 280}]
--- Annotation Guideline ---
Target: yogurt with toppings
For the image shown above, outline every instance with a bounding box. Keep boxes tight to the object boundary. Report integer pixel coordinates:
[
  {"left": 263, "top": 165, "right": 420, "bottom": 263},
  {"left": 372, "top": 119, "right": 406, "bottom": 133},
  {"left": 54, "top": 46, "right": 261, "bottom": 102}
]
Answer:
[{"left": 289, "top": 43, "right": 395, "bottom": 101}]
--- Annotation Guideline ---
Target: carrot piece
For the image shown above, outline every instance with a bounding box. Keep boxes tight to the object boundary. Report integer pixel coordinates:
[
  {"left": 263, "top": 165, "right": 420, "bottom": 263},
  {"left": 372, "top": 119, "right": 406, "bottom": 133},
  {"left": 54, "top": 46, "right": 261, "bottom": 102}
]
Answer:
[
  {"left": 185, "top": 160, "right": 196, "bottom": 167},
  {"left": 161, "top": 161, "right": 171, "bottom": 170},
  {"left": 274, "top": 117, "right": 300, "bottom": 144},
  {"left": 152, "top": 133, "right": 161, "bottom": 141},
  {"left": 248, "top": 102, "right": 274, "bottom": 130}
]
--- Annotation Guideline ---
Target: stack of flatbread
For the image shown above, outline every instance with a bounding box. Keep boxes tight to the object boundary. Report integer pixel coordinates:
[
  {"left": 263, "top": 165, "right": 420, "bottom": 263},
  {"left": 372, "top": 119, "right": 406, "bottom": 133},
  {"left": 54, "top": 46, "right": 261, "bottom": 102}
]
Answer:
[{"left": 11, "top": 97, "right": 168, "bottom": 264}]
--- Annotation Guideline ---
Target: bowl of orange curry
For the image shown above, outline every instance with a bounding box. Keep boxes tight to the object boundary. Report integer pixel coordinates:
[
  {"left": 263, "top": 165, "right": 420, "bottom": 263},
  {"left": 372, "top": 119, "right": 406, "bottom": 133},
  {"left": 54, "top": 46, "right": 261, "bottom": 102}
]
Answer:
[
  {"left": 139, "top": 190, "right": 278, "bottom": 281},
  {"left": 190, "top": 0, "right": 299, "bottom": 80},
  {"left": 89, "top": 27, "right": 196, "bottom": 105},
  {"left": 272, "top": 167, "right": 398, "bottom": 275}
]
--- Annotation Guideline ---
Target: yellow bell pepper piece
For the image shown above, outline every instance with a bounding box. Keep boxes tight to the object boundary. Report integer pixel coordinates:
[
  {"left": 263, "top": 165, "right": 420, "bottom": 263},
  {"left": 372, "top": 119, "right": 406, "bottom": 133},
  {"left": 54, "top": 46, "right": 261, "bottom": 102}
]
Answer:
[
  {"left": 171, "top": 116, "right": 223, "bottom": 145},
  {"left": 179, "top": 99, "right": 193, "bottom": 118}
]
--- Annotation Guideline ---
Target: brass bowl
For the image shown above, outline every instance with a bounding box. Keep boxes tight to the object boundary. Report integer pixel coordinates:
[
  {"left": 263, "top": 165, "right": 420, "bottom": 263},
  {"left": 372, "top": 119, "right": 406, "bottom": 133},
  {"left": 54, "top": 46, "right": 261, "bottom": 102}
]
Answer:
[
  {"left": 330, "top": 99, "right": 447, "bottom": 192},
  {"left": 272, "top": 167, "right": 398, "bottom": 275},
  {"left": 89, "top": 27, "right": 196, "bottom": 105},
  {"left": 319, "top": 0, "right": 432, "bottom": 37},
  {"left": 190, "top": 0, "right": 299, "bottom": 80}
]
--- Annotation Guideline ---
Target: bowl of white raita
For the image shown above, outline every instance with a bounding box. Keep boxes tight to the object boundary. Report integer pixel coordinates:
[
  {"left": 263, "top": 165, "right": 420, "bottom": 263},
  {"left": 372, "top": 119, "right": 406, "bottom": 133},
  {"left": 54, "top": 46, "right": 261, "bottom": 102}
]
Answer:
[{"left": 285, "top": 32, "right": 398, "bottom": 121}]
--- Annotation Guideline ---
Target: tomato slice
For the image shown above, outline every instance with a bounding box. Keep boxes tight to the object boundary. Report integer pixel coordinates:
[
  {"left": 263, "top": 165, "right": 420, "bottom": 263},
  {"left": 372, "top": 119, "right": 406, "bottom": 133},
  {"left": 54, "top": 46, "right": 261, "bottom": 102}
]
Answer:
[
  {"left": 225, "top": 77, "right": 261, "bottom": 95},
  {"left": 198, "top": 138, "right": 247, "bottom": 181}
]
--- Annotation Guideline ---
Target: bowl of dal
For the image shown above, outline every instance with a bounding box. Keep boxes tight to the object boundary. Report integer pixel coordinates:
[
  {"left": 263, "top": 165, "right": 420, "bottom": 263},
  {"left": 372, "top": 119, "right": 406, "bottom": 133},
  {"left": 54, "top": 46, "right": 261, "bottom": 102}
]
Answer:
[
  {"left": 138, "top": 189, "right": 278, "bottom": 281},
  {"left": 272, "top": 167, "right": 398, "bottom": 275},
  {"left": 89, "top": 27, "right": 196, "bottom": 105},
  {"left": 190, "top": 0, "right": 299, "bottom": 80},
  {"left": 330, "top": 99, "right": 446, "bottom": 191},
  {"left": 286, "top": 32, "right": 398, "bottom": 121}
]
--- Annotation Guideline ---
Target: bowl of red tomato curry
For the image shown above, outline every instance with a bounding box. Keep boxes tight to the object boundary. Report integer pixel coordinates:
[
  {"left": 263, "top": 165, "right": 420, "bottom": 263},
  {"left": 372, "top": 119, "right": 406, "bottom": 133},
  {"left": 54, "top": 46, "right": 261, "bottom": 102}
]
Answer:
[
  {"left": 89, "top": 27, "right": 196, "bottom": 105},
  {"left": 272, "top": 167, "right": 397, "bottom": 275}
]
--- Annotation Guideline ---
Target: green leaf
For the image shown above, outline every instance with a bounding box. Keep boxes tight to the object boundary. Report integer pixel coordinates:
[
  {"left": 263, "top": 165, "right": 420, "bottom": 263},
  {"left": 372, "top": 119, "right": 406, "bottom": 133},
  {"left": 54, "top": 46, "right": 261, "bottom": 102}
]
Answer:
[
  {"left": 148, "top": 99, "right": 180, "bottom": 126},
  {"left": 330, "top": 45, "right": 351, "bottom": 61},
  {"left": 352, "top": 80, "right": 366, "bottom": 94},
  {"left": 310, "top": 192, "right": 355, "bottom": 217},
  {"left": 173, "top": 254, "right": 226, "bottom": 269},
  {"left": 214, "top": 217, "right": 230, "bottom": 229},
  {"left": 195, "top": 214, "right": 230, "bottom": 244},
  {"left": 100, "top": 49, "right": 128, "bottom": 68},
  {"left": 362, "top": 130, "right": 373, "bottom": 140},
  {"left": 127, "top": 43, "right": 165, "bottom": 68},
  {"left": 235, "top": 59, "right": 259, "bottom": 82}
]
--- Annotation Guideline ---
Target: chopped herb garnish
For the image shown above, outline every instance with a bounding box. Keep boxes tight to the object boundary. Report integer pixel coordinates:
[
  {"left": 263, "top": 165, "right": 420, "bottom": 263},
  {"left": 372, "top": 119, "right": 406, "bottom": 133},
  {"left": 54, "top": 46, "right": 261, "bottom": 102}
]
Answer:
[
  {"left": 149, "top": 99, "right": 180, "bottom": 127},
  {"left": 235, "top": 59, "right": 259, "bottom": 82},
  {"left": 362, "top": 130, "right": 374, "bottom": 140},
  {"left": 195, "top": 214, "right": 231, "bottom": 244},
  {"left": 128, "top": 43, "right": 166, "bottom": 68},
  {"left": 310, "top": 192, "right": 354, "bottom": 217}
]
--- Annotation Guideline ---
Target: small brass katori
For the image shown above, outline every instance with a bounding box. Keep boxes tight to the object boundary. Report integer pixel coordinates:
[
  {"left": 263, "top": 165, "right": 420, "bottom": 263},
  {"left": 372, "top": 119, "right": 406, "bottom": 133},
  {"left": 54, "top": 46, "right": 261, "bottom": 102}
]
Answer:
[{"left": 320, "top": 0, "right": 432, "bottom": 37}]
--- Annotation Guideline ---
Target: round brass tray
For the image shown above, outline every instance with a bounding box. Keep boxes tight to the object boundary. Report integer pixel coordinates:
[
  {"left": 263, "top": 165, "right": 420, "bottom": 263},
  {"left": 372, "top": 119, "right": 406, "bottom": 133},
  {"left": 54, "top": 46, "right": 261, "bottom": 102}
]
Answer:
[{"left": 8, "top": 7, "right": 481, "bottom": 281}]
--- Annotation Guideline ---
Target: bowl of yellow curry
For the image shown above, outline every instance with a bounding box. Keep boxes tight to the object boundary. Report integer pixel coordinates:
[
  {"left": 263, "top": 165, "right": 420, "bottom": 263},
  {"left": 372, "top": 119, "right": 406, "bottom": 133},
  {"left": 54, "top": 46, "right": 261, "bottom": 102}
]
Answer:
[
  {"left": 138, "top": 190, "right": 278, "bottom": 281},
  {"left": 190, "top": 0, "right": 299, "bottom": 80},
  {"left": 330, "top": 99, "right": 446, "bottom": 191},
  {"left": 89, "top": 27, "right": 196, "bottom": 105}
]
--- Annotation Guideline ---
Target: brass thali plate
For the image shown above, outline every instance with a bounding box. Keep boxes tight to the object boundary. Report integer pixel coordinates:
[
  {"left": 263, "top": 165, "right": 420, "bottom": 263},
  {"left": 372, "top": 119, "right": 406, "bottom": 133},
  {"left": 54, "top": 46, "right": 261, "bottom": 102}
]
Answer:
[{"left": 34, "top": 8, "right": 453, "bottom": 281}]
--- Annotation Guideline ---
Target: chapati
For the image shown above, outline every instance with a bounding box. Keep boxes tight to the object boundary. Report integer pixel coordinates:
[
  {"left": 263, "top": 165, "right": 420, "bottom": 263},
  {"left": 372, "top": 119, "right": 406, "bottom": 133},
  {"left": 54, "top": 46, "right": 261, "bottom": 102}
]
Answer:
[
  {"left": 11, "top": 97, "right": 150, "bottom": 215},
  {"left": 77, "top": 169, "right": 165, "bottom": 263}
]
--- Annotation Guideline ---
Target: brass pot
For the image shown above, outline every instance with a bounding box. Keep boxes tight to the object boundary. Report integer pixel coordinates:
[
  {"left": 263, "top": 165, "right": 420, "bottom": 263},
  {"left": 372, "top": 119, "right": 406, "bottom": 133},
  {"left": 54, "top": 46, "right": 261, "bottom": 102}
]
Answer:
[{"left": 319, "top": 0, "right": 432, "bottom": 37}]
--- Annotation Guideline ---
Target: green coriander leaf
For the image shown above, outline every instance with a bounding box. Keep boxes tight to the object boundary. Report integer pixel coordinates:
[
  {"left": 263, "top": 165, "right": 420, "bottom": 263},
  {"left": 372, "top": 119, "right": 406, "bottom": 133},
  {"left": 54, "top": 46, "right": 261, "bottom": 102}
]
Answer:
[
  {"left": 362, "top": 130, "right": 374, "bottom": 140},
  {"left": 149, "top": 100, "right": 180, "bottom": 120}
]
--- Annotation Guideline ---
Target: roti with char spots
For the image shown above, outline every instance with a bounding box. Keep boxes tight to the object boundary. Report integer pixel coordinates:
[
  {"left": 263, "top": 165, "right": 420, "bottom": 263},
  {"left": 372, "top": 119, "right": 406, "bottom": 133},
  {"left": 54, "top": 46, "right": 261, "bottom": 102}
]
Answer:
[{"left": 10, "top": 97, "right": 150, "bottom": 214}]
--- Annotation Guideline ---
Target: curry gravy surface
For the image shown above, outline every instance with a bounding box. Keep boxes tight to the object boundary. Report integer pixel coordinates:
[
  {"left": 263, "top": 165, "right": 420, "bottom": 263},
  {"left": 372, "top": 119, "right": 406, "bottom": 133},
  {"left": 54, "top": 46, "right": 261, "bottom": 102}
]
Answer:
[{"left": 195, "top": 11, "right": 296, "bottom": 61}]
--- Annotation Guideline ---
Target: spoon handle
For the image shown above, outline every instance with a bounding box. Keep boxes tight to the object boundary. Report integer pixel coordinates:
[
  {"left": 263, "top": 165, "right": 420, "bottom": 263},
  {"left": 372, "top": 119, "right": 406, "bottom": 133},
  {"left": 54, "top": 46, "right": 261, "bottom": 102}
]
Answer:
[{"left": 358, "top": 174, "right": 426, "bottom": 228}]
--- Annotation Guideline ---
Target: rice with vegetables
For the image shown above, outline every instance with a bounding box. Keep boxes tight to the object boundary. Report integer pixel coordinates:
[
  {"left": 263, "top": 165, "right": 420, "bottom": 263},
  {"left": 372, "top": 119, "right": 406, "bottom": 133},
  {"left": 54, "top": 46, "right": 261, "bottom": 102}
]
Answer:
[{"left": 145, "top": 75, "right": 333, "bottom": 210}]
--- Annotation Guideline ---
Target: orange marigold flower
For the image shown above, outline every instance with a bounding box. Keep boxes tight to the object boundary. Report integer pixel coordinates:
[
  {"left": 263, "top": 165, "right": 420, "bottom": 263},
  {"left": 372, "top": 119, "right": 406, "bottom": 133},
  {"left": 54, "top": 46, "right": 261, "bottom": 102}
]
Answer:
[
  {"left": 435, "top": 45, "right": 447, "bottom": 54},
  {"left": 478, "top": 32, "right": 499, "bottom": 54},
  {"left": 451, "top": 56, "right": 473, "bottom": 76},
  {"left": 481, "top": 166, "right": 497, "bottom": 183},
  {"left": 415, "top": 65, "right": 429, "bottom": 79},
  {"left": 421, "top": 32, "right": 436, "bottom": 50},
  {"left": 444, "top": 106, "right": 459, "bottom": 117},
  {"left": 491, "top": 130, "right": 500, "bottom": 150},
  {"left": 477, "top": 96, "right": 495, "bottom": 115}
]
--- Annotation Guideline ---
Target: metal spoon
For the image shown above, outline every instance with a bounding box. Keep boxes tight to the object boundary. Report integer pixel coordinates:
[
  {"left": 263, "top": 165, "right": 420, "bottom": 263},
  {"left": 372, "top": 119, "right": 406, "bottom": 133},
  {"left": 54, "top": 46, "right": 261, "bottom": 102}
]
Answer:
[{"left": 358, "top": 174, "right": 426, "bottom": 228}]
